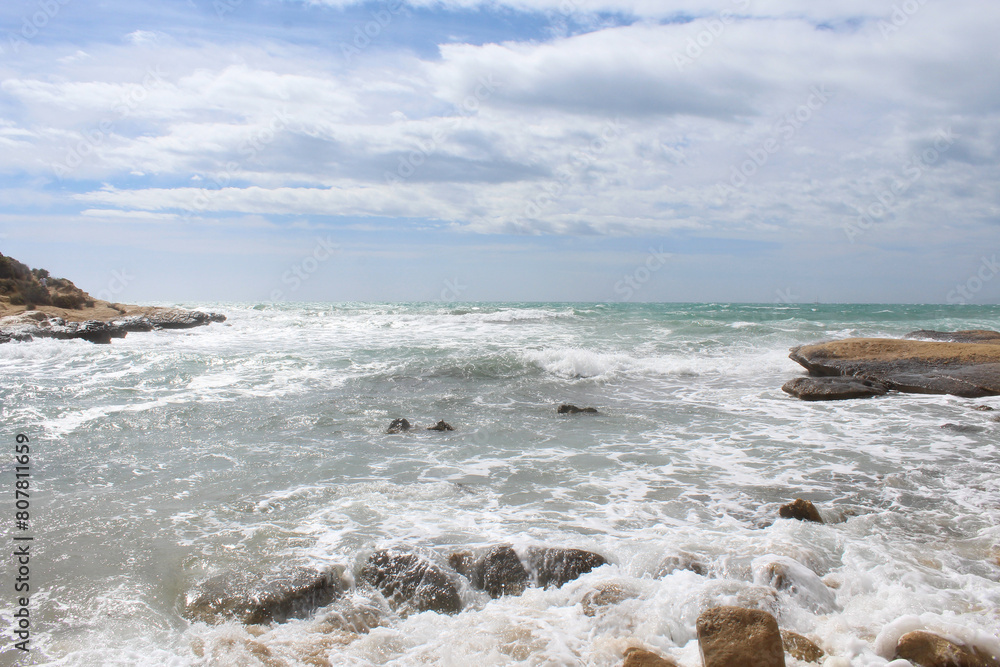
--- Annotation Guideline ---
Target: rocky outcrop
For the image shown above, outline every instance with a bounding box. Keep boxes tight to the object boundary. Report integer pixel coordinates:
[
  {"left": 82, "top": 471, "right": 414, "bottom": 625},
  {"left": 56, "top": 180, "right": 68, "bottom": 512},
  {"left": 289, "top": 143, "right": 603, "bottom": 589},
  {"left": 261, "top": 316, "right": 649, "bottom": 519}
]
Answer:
[
  {"left": 622, "top": 647, "right": 679, "bottom": 667},
  {"left": 781, "top": 376, "right": 888, "bottom": 401},
  {"left": 894, "top": 630, "right": 1000, "bottom": 667},
  {"left": 0, "top": 309, "right": 226, "bottom": 344},
  {"left": 360, "top": 550, "right": 462, "bottom": 614},
  {"left": 184, "top": 567, "right": 344, "bottom": 625},
  {"left": 778, "top": 499, "right": 824, "bottom": 524},
  {"left": 524, "top": 547, "right": 608, "bottom": 588},
  {"left": 781, "top": 631, "right": 824, "bottom": 663},
  {"left": 697, "top": 606, "right": 786, "bottom": 667},
  {"left": 426, "top": 420, "right": 454, "bottom": 431},
  {"left": 450, "top": 545, "right": 528, "bottom": 598},
  {"left": 558, "top": 404, "right": 599, "bottom": 414},
  {"left": 788, "top": 335, "right": 1000, "bottom": 398},
  {"left": 906, "top": 330, "right": 1000, "bottom": 343},
  {"left": 386, "top": 418, "right": 411, "bottom": 434}
]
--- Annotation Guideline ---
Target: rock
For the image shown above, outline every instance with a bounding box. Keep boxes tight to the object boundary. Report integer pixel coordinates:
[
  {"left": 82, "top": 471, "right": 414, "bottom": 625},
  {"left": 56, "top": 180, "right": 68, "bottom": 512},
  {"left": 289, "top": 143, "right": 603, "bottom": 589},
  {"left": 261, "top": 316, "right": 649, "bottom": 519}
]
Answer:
[
  {"left": 525, "top": 547, "right": 608, "bottom": 588},
  {"left": 752, "top": 556, "right": 838, "bottom": 613},
  {"left": 894, "top": 630, "right": 1000, "bottom": 667},
  {"left": 360, "top": 550, "right": 462, "bottom": 614},
  {"left": 426, "top": 420, "right": 454, "bottom": 431},
  {"left": 973, "top": 405, "right": 995, "bottom": 411},
  {"left": 558, "top": 404, "right": 599, "bottom": 414},
  {"left": 778, "top": 499, "right": 824, "bottom": 524},
  {"left": 386, "top": 418, "right": 411, "bottom": 434},
  {"left": 0, "top": 309, "right": 225, "bottom": 344},
  {"left": 781, "top": 376, "right": 888, "bottom": 401},
  {"left": 623, "top": 647, "right": 679, "bottom": 667},
  {"left": 184, "top": 567, "right": 344, "bottom": 625},
  {"left": 941, "top": 423, "right": 985, "bottom": 433},
  {"left": 656, "top": 552, "right": 708, "bottom": 577},
  {"left": 781, "top": 631, "right": 824, "bottom": 663},
  {"left": 146, "top": 309, "right": 227, "bottom": 329},
  {"left": 697, "top": 606, "right": 786, "bottom": 667},
  {"left": 463, "top": 545, "right": 528, "bottom": 598},
  {"left": 906, "top": 330, "right": 1000, "bottom": 343},
  {"left": 582, "top": 582, "right": 638, "bottom": 617},
  {"left": 789, "top": 338, "right": 1000, "bottom": 398}
]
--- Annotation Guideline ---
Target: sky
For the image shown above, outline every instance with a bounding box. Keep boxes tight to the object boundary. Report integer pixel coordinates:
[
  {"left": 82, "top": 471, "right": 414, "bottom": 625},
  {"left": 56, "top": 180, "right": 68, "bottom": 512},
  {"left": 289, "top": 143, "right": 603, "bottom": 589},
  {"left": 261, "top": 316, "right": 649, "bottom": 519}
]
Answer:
[{"left": 0, "top": 0, "right": 998, "bottom": 304}]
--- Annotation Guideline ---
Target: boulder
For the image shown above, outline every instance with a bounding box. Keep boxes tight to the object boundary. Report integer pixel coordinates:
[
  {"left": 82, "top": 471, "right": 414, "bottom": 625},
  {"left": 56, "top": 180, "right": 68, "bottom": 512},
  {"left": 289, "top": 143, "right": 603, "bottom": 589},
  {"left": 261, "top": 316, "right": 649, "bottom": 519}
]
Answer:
[
  {"left": 781, "top": 631, "right": 824, "bottom": 663},
  {"left": 386, "top": 418, "right": 411, "bottom": 434},
  {"left": 360, "top": 550, "right": 462, "bottom": 614},
  {"left": 525, "top": 547, "right": 608, "bottom": 588},
  {"left": 781, "top": 376, "right": 888, "bottom": 401},
  {"left": 894, "top": 630, "right": 1000, "bottom": 667},
  {"left": 184, "top": 567, "right": 344, "bottom": 625},
  {"left": 426, "top": 420, "right": 454, "bottom": 431},
  {"left": 622, "top": 647, "right": 679, "bottom": 667},
  {"left": 460, "top": 545, "right": 528, "bottom": 598},
  {"left": 558, "top": 404, "right": 599, "bottom": 414},
  {"left": 778, "top": 499, "right": 824, "bottom": 524},
  {"left": 789, "top": 338, "right": 1000, "bottom": 397},
  {"left": 697, "top": 606, "right": 786, "bottom": 667}
]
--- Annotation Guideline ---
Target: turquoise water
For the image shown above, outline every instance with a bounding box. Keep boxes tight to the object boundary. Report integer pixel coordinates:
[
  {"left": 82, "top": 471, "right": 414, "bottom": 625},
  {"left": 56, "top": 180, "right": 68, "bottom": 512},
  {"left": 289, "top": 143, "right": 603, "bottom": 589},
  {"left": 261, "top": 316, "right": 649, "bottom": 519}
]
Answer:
[{"left": 1, "top": 302, "right": 999, "bottom": 665}]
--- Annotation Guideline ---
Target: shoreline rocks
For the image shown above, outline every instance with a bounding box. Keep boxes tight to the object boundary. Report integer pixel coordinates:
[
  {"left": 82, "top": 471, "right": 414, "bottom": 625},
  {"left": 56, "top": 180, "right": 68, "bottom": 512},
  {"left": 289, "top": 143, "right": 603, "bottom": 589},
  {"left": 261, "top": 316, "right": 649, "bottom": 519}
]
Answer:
[
  {"left": 781, "top": 376, "right": 888, "bottom": 401},
  {"left": 0, "top": 308, "right": 226, "bottom": 344},
  {"left": 360, "top": 550, "right": 463, "bottom": 615},
  {"left": 787, "top": 331, "right": 1000, "bottom": 398},
  {"left": 697, "top": 606, "right": 786, "bottom": 667}
]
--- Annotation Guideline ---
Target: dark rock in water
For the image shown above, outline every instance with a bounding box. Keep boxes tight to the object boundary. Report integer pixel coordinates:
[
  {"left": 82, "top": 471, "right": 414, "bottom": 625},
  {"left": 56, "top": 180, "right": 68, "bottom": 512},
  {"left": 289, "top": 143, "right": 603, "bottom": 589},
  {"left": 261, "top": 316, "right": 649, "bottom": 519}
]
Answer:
[
  {"left": 184, "top": 567, "right": 344, "bottom": 625},
  {"left": 941, "top": 423, "right": 985, "bottom": 433},
  {"left": 781, "top": 631, "right": 824, "bottom": 663},
  {"left": 426, "top": 420, "right": 454, "bottom": 431},
  {"left": 778, "top": 499, "right": 824, "bottom": 524},
  {"left": 360, "top": 550, "right": 462, "bottom": 614},
  {"left": 148, "top": 309, "right": 227, "bottom": 329},
  {"left": 466, "top": 545, "right": 528, "bottom": 598},
  {"left": 582, "top": 582, "right": 639, "bottom": 617},
  {"left": 973, "top": 404, "right": 996, "bottom": 411},
  {"left": 894, "top": 630, "right": 1000, "bottom": 667},
  {"left": 752, "top": 556, "right": 838, "bottom": 614},
  {"left": 906, "top": 329, "right": 1000, "bottom": 343},
  {"left": 623, "top": 647, "right": 679, "bottom": 667},
  {"left": 789, "top": 338, "right": 1000, "bottom": 397},
  {"left": 386, "top": 418, "right": 411, "bottom": 434},
  {"left": 782, "top": 376, "right": 887, "bottom": 401},
  {"left": 697, "top": 606, "right": 786, "bottom": 667},
  {"left": 0, "top": 309, "right": 226, "bottom": 344},
  {"left": 524, "top": 547, "right": 607, "bottom": 588},
  {"left": 557, "top": 404, "right": 598, "bottom": 414}
]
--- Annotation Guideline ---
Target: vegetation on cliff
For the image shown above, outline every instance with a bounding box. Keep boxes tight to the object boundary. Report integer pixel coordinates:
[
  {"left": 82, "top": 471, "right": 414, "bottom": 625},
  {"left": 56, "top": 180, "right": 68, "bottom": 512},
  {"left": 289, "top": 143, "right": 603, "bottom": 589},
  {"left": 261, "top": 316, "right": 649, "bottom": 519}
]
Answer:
[{"left": 0, "top": 253, "right": 94, "bottom": 310}]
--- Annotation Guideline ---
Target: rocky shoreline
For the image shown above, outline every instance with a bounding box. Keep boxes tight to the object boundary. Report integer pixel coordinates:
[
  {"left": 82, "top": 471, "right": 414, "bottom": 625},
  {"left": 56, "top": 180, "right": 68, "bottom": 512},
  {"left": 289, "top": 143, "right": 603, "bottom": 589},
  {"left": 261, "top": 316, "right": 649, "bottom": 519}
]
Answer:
[
  {"left": 182, "top": 498, "right": 1000, "bottom": 667},
  {"left": 784, "top": 329, "right": 1000, "bottom": 400},
  {"left": 0, "top": 306, "right": 226, "bottom": 344}
]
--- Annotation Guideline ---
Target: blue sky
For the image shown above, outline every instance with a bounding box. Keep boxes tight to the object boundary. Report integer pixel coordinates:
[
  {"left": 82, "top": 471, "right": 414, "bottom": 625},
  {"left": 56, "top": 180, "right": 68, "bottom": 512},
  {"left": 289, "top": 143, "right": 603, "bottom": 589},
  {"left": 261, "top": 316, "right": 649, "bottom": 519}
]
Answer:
[{"left": 1, "top": 0, "right": 998, "bottom": 303}]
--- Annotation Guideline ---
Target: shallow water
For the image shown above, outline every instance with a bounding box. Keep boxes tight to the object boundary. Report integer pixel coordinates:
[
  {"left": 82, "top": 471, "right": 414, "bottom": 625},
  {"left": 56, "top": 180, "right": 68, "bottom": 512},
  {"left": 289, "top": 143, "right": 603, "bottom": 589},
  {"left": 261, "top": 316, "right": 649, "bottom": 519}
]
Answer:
[{"left": 2, "top": 302, "right": 999, "bottom": 666}]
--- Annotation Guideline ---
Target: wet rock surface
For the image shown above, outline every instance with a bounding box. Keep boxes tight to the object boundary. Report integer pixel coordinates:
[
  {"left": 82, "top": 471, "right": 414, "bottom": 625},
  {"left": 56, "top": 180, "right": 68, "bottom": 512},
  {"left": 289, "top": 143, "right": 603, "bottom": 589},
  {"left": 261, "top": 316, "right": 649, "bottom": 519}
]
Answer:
[
  {"left": 558, "top": 404, "right": 599, "bottom": 414},
  {"left": 622, "top": 647, "right": 679, "bottom": 667},
  {"left": 524, "top": 547, "right": 608, "bottom": 588},
  {"left": 778, "top": 499, "right": 824, "bottom": 524},
  {"left": 360, "top": 550, "right": 463, "bottom": 614},
  {"left": 894, "top": 630, "right": 1000, "bottom": 667},
  {"left": 781, "top": 376, "right": 888, "bottom": 401},
  {"left": 0, "top": 309, "right": 226, "bottom": 344},
  {"left": 697, "top": 606, "right": 786, "bottom": 667}
]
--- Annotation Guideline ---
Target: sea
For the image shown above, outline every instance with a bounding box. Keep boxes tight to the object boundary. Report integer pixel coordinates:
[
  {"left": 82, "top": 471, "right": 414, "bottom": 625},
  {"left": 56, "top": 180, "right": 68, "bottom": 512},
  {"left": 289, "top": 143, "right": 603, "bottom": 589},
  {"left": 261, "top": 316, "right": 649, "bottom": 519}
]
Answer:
[{"left": 1, "top": 302, "right": 999, "bottom": 666}]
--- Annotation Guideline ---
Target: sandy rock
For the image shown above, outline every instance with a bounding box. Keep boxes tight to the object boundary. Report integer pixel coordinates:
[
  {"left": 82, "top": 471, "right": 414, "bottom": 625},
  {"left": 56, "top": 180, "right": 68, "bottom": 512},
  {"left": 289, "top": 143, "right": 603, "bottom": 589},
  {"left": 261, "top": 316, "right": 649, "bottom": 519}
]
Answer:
[
  {"left": 581, "top": 582, "right": 639, "bottom": 617},
  {"left": 697, "top": 606, "right": 786, "bottom": 667},
  {"left": 906, "top": 330, "right": 1000, "bottom": 343},
  {"left": 782, "top": 376, "right": 888, "bottom": 401},
  {"left": 778, "top": 499, "right": 824, "bottom": 524},
  {"left": 781, "top": 631, "right": 825, "bottom": 663},
  {"left": 895, "top": 630, "right": 1000, "bottom": 667},
  {"left": 184, "top": 567, "right": 344, "bottom": 625},
  {"left": 622, "top": 647, "right": 679, "bottom": 666},
  {"left": 360, "top": 550, "right": 462, "bottom": 614}
]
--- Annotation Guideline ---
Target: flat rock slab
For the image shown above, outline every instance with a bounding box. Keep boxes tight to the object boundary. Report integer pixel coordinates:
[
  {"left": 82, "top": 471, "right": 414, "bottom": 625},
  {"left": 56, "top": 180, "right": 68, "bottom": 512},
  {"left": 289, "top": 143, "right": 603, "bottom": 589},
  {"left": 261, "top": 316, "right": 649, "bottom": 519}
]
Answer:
[
  {"left": 789, "top": 337, "right": 1000, "bottom": 397},
  {"left": 782, "top": 376, "right": 888, "bottom": 401},
  {"left": 697, "top": 606, "right": 786, "bottom": 667},
  {"left": 906, "top": 329, "right": 1000, "bottom": 343},
  {"left": 184, "top": 567, "right": 344, "bottom": 625}
]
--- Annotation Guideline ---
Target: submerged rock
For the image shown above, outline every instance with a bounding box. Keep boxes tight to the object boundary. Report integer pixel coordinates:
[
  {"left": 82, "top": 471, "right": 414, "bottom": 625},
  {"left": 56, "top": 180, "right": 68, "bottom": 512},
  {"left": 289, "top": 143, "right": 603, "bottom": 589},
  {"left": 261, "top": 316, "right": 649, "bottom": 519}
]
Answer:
[
  {"left": 386, "top": 418, "right": 411, "bottom": 434},
  {"left": 778, "top": 499, "right": 824, "bottom": 524},
  {"left": 656, "top": 551, "right": 709, "bottom": 577},
  {"left": 894, "top": 630, "right": 1000, "bottom": 667},
  {"left": 557, "top": 404, "right": 599, "bottom": 414},
  {"left": 581, "top": 582, "right": 639, "bottom": 617},
  {"left": 941, "top": 423, "right": 985, "bottom": 433},
  {"left": 697, "top": 606, "right": 786, "bottom": 667},
  {"left": 781, "top": 376, "right": 888, "bottom": 401},
  {"left": 184, "top": 567, "right": 344, "bottom": 625},
  {"left": 463, "top": 545, "right": 528, "bottom": 598},
  {"left": 781, "top": 631, "right": 825, "bottom": 663},
  {"left": 788, "top": 337, "right": 1000, "bottom": 398},
  {"left": 752, "top": 555, "right": 838, "bottom": 613},
  {"left": 426, "top": 420, "right": 454, "bottom": 431},
  {"left": 360, "top": 550, "right": 462, "bottom": 614},
  {"left": 973, "top": 405, "right": 996, "bottom": 412},
  {"left": 623, "top": 647, "right": 679, "bottom": 667},
  {"left": 525, "top": 547, "right": 607, "bottom": 588}
]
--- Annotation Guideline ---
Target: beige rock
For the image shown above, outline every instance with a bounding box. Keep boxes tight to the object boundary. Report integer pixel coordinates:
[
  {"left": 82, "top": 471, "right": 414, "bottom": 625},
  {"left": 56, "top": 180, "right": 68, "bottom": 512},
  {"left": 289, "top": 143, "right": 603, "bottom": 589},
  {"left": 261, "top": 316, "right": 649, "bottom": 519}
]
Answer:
[
  {"left": 581, "top": 582, "right": 638, "bottom": 617},
  {"left": 622, "top": 647, "right": 678, "bottom": 667},
  {"left": 697, "top": 606, "right": 786, "bottom": 667},
  {"left": 778, "top": 499, "right": 824, "bottom": 524},
  {"left": 894, "top": 630, "right": 1000, "bottom": 667},
  {"left": 781, "top": 630, "right": 825, "bottom": 663}
]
